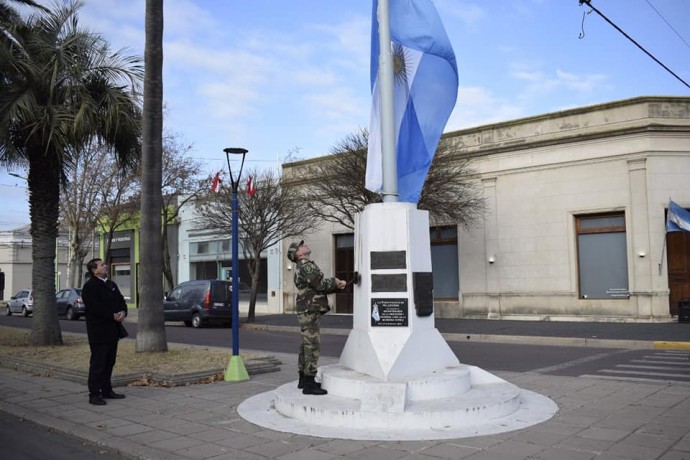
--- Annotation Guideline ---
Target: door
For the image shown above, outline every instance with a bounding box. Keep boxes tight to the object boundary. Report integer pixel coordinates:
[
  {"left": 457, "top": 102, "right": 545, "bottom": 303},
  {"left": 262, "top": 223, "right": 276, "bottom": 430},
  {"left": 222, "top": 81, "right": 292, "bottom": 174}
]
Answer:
[
  {"left": 56, "top": 290, "right": 68, "bottom": 315},
  {"left": 334, "top": 234, "right": 354, "bottom": 314},
  {"left": 667, "top": 231, "right": 690, "bottom": 316},
  {"left": 164, "top": 286, "right": 184, "bottom": 321}
]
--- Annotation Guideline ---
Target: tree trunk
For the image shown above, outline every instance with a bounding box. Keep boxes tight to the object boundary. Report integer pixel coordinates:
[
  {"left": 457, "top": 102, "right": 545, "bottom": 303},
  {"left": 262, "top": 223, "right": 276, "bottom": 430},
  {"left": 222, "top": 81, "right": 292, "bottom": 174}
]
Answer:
[
  {"left": 161, "top": 215, "right": 174, "bottom": 293},
  {"left": 136, "top": 0, "right": 167, "bottom": 353},
  {"left": 247, "top": 253, "right": 262, "bottom": 323},
  {"left": 28, "top": 150, "right": 63, "bottom": 346},
  {"left": 67, "top": 226, "right": 81, "bottom": 287}
]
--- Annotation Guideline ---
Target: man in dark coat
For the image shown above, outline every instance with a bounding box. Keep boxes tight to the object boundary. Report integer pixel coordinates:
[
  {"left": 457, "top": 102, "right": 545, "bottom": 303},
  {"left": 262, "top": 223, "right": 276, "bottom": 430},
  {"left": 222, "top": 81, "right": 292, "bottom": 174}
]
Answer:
[{"left": 82, "top": 258, "right": 128, "bottom": 405}]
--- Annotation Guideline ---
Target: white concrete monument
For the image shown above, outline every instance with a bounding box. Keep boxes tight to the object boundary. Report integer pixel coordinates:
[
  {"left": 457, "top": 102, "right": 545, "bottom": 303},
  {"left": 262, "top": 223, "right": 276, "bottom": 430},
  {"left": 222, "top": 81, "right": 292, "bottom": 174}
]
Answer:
[
  {"left": 238, "top": 202, "right": 558, "bottom": 440},
  {"left": 237, "top": 0, "right": 557, "bottom": 440}
]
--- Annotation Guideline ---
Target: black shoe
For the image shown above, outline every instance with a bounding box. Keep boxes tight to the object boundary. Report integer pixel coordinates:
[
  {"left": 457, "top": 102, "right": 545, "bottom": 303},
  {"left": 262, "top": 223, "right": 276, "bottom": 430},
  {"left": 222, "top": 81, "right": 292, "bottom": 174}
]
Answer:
[
  {"left": 302, "top": 375, "right": 327, "bottom": 396},
  {"left": 102, "top": 391, "right": 125, "bottom": 400},
  {"left": 298, "top": 371, "right": 304, "bottom": 389},
  {"left": 89, "top": 396, "right": 107, "bottom": 406}
]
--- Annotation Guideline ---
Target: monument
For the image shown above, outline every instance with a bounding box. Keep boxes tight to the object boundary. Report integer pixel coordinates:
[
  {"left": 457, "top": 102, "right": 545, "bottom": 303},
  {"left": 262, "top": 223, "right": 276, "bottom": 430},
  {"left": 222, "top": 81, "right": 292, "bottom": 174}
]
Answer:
[{"left": 238, "top": 0, "right": 557, "bottom": 440}]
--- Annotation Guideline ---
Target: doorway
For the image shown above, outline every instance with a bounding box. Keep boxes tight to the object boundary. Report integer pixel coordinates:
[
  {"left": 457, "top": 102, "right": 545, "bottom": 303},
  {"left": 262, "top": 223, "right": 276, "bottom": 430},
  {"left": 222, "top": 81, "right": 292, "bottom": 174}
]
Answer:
[
  {"left": 334, "top": 234, "right": 354, "bottom": 314},
  {"left": 667, "top": 231, "right": 690, "bottom": 316}
]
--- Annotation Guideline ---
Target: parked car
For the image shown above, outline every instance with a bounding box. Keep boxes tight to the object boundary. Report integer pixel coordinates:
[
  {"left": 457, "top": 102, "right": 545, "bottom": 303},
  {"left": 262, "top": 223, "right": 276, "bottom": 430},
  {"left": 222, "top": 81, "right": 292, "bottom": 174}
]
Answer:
[
  {"left": 6, "top": 289, "right": 33, "bottom": 317},
  {"left": 163, "top": 280, "right": 233, "bottom": 328},
  {"left": 56, "top": 288, "right": 85, "bottom": 320}
]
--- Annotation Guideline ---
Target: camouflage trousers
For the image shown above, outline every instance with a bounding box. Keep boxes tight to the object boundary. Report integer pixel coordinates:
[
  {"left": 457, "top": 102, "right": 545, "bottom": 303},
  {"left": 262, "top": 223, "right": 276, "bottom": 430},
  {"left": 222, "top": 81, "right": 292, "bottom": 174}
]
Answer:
[{"left": 297, "top": 309, "right": 321, "bottom": 377}]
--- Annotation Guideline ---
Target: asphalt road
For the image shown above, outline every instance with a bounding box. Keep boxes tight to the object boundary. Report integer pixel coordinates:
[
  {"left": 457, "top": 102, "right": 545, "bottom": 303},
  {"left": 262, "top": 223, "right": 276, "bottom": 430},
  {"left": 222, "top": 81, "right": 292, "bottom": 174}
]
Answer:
[
  {"left": 0, "top": 314, "right": 623, "bottom": 373},
  {"left": 0, "top": 410, "right": 130, "bottom": 460},
  {"left": 4, "top": 314, "right": 690, "bottom": 385}
]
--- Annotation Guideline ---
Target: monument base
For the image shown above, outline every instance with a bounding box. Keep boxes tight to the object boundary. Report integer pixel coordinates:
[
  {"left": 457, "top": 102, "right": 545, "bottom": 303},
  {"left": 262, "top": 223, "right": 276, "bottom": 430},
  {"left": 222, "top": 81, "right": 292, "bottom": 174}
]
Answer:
[{"left": 238, "top": 363, "right": 558, "bottom": 440}]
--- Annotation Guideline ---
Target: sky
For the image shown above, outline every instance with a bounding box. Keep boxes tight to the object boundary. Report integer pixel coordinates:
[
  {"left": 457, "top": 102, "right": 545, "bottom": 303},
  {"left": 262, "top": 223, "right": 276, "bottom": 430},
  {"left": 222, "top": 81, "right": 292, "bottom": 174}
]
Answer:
[{"left": 1, "top": 0, "right": 689, "bottom": 230}]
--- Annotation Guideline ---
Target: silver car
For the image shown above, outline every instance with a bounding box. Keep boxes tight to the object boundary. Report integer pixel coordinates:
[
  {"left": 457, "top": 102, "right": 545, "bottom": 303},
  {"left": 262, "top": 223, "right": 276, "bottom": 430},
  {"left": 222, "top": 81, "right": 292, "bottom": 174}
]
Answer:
[{"left": 6, "top": 289, "right": 33, "bottom": 317}]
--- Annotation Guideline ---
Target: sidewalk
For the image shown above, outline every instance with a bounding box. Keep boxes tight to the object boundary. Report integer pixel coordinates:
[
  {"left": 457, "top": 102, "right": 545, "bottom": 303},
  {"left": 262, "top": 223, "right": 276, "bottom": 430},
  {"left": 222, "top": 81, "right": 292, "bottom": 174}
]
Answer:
[
  {"left": 2, "top": 348, "right": 690, "bottom": 459},
  {"left": 3, "top": 310, "right": 669, "bottom": 458}
]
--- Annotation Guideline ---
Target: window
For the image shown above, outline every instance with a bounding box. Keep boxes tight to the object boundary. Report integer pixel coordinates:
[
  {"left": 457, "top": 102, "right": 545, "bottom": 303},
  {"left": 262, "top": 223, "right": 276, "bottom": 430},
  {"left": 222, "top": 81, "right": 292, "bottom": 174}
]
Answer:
[
  {"left": 111, "top": 264, "right": 132, "bottom": 300},
  {"left": 168, "top": 287, "right": 182, "bottom": 301},
  {"left": 430, "top": 226, "right": 459, "bottom": 300},
  {"left": 576, "top": 213, "right": 629, "bottom": 299}
]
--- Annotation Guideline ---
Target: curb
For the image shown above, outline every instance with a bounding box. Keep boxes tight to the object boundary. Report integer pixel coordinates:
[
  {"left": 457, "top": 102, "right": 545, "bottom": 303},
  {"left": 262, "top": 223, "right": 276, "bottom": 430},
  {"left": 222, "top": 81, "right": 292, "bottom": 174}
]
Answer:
[
  {"left": 654, "top": 341, "right": 690, "bottom": 350},
  {"left": 0, "top": 355, "right": 282, "bottom": 387},
  {"left": 240, "top": 323, "right": 690, "bottom": 350}
]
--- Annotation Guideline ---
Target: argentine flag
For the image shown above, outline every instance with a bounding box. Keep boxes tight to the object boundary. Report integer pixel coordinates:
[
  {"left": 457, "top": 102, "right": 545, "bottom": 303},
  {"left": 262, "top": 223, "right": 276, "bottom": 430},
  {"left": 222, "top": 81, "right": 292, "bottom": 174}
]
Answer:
[
  {"left": 366, "top": 0, "right": 458, "bottom": 203},
  {"left": 667, "top": 200, "right": 690, "bottom": 232}
]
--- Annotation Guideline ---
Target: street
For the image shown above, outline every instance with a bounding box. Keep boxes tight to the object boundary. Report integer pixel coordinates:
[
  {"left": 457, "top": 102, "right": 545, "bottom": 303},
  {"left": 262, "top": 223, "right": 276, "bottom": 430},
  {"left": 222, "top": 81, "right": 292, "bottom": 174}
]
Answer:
[
  {"left": 0, "top": 410, "right": 130, "bottom": 460},
  {"left": 3, "top": 314, "right": 689, "bottom": 385}
]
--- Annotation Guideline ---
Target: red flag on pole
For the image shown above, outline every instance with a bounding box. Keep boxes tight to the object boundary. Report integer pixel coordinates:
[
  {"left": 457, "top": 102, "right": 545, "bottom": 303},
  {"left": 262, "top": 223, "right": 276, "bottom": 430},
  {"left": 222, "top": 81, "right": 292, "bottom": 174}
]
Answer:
[
  {"left": 211, "top": 172, "right": 222, "bottom": 193},
  {"left": 247, "top": 176, "right": 255, "bottom": 197}
]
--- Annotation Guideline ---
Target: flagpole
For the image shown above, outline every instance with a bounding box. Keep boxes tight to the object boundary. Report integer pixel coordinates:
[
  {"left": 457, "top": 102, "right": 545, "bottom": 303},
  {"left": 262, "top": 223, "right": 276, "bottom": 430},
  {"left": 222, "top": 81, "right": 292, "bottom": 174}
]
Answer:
[{"left": 377, "top": 0, "right": 398, "bottom": 202}]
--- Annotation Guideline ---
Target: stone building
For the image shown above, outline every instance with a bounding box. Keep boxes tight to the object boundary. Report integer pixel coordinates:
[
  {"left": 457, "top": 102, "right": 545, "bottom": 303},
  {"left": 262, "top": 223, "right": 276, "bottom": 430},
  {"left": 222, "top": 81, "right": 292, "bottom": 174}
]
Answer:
[{"left": 280, "top": 96, "right": 690, "bottom": 321}]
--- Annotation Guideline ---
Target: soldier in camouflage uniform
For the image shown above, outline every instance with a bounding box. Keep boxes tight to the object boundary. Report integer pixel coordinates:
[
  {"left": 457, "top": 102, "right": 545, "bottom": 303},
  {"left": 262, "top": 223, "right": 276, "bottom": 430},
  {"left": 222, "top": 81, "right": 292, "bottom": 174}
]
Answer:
[{"left": 287, "top": 240, "right": 346, "bottom": 395}]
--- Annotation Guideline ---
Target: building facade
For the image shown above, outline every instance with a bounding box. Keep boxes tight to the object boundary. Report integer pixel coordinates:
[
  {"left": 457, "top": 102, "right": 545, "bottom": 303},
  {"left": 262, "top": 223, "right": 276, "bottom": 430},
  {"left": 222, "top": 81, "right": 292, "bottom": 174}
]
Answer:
[
  {"left": 0, "top": 225, "right": 69, "bottom": 301},
  {"left": 281, "top": 96, "right": 690, "bottom": 321}
]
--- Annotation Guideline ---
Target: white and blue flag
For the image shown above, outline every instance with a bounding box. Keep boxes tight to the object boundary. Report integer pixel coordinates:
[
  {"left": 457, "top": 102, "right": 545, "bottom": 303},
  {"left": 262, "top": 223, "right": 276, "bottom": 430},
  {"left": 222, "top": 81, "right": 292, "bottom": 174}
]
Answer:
[
  {"left": 667, "top": 200, "right": 690, "bottom": 232},
  {"left": 366, "top": 0, "right": 459, "bottom": 203}
]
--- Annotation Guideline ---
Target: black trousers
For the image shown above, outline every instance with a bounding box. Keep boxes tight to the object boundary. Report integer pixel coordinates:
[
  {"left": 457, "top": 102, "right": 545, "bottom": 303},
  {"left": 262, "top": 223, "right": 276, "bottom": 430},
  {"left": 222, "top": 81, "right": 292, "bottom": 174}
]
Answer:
[{"left": 88, "top": 341, "right": 118, "bottom": 396}]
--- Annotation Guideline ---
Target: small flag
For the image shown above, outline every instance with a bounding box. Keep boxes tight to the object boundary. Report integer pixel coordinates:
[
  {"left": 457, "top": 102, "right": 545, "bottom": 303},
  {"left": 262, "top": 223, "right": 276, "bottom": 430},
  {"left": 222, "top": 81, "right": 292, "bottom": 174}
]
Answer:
[
  {"left": 667, "top": 200, "right": 690, "bottom": 232},
  {"left": 247, "top": 176, "right": 255, "bottom": 197},
  {"left": 211, "top": 172, "right": 222, "bottom": 193}
]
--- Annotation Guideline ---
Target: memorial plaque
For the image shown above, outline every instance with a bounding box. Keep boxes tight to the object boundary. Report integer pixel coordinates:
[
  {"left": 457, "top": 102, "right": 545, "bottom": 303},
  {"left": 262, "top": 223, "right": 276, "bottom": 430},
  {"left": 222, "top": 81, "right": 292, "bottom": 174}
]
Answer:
[
  {"left": 413, "top": 272, "right": 434, "bottom": 317},
  {"left": 371, "top": 274, "right": 407, "bottom": 292},
  {"left": 371, "top": 298, "right": 409, "bottom": 327},
  {"left": 370, "top": 251, "right": 406, "bottom": 270}
]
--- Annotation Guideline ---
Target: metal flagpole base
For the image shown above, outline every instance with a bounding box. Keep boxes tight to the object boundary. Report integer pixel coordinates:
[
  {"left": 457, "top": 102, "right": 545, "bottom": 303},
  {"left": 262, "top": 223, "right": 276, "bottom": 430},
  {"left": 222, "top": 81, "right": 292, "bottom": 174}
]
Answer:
[{"left": 224, "top": 355, "right": 250, "bottom": 382}]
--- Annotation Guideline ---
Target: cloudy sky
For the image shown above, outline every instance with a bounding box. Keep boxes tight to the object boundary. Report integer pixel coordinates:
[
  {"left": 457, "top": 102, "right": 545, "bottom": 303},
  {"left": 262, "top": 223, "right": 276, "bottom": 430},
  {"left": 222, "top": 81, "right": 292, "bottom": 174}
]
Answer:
[{"left": 2, "top": 0, "right": 689, "bottom": 229}]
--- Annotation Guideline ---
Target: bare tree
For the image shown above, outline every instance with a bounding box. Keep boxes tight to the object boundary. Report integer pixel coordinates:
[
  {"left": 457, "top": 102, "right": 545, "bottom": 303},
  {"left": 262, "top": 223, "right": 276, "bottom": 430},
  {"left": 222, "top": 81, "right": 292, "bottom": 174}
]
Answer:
[
  {"left": 286, "top": 128, "right": 485, "bottom": 230},
  {"left": 96, "top": 157, "right": 141, "bottom": 265},
  {"left": 195, "top": 168, "right": 319, "bottom": 322},
  {"left": 59, "top": 142, "right": 110, "bottom": 287},
  {"left": 159, "top": 131, "right": 201, "bottom": 293}
]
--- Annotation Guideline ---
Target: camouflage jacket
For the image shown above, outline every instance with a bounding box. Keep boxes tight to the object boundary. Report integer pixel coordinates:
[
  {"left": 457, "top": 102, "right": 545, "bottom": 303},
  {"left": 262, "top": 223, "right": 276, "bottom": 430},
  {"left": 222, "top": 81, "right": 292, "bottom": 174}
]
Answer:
[{"left": 294, "top": 259, "right": 339, "bottom": 312}]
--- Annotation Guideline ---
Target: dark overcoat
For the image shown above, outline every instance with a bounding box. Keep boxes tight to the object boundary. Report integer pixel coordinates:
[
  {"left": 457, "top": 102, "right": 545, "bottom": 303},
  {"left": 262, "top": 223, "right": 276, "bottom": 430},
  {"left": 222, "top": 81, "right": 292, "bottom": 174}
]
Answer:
[{"left": 82, "top": 277, "right": 128, "bottom": 344}]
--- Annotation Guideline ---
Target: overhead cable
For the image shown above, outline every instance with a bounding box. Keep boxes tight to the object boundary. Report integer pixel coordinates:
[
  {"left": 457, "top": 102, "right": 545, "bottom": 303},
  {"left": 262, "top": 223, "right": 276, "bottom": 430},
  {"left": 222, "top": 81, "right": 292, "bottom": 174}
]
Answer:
[
  {"left": 644, "top": 0, "right": 690, "bottom": 49},
  {"left": 579, "top": 0, "right": 690, "bottom": 90}
]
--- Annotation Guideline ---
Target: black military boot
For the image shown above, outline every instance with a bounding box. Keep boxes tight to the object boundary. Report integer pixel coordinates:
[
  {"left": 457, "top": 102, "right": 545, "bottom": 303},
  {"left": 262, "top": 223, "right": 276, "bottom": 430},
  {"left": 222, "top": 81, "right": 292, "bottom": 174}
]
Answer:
[
  {"left": 297, "top": 371, "right": 304, "bottom": 389},
  {"left": 302, "top": 375, "right": 327, "bottom": 395}
]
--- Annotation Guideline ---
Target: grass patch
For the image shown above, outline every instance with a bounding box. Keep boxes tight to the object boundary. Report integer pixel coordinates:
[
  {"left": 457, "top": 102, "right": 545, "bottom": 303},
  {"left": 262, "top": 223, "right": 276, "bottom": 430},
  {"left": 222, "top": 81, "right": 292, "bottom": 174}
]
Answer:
[{"left": 0, "top": 325, "right": 248, "bottom": 375}]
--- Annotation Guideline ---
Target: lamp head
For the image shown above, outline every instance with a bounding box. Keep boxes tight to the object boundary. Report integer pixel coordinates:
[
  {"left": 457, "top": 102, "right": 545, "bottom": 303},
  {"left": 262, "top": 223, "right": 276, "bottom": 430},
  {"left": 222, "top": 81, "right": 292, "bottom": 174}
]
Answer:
[{"left": 223, "top": 147, "right": 248, "bottom": 155}]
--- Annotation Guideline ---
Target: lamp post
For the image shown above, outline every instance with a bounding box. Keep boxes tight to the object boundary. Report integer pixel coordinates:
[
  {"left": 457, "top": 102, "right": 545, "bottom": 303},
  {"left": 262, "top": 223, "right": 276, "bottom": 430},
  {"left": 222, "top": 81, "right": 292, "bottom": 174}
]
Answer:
[{"left": 222, "top": 147, "right": 250, "bottom": 382}]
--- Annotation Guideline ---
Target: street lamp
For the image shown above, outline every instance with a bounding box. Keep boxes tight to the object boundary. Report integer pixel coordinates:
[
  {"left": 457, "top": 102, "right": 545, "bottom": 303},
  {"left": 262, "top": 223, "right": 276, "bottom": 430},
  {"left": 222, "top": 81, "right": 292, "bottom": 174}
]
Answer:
[{"left": 223, "top": 147, "right": 250, "bottom": 382}]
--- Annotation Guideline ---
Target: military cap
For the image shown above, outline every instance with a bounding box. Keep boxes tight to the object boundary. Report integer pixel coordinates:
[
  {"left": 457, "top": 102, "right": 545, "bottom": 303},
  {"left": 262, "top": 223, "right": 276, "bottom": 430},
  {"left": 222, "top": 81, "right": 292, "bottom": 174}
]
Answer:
[{"left": 287, "top": 240, "right": 304, "bottom": 262}]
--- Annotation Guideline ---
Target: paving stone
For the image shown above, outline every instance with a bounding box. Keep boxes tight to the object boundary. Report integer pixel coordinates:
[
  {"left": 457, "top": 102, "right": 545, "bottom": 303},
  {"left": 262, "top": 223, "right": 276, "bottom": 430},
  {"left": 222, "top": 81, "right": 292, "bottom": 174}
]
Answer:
[
  {"left": 147, "top": 434, "right": 206, "bottom": 451},
  {"left": 415, "top": 443, "right": 479, "bottom": 459},
  {"left": 275, "top": 448, "right": 337, "bottom": 460},
  {"left": 314, "top": 439, "right": 376, "bottom": 455},
  {"left": 577, "top": 426, "right": 628, "bottom": 442},
  {"left": 604, "top": 443, "right": 665, "bottom": 460},
  {"left": 527, "top": 447, "right": 596, "bottom": 460}
]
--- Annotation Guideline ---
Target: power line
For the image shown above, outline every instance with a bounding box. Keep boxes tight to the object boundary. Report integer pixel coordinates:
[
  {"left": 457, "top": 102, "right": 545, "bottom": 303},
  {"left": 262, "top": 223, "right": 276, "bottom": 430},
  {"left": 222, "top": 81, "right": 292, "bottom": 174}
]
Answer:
[
  {"left": 644, "top": 0, "right": 690, "bottom": 49},
  {"left": 579, "top": 0, "right": 690, "bottom": 90}
]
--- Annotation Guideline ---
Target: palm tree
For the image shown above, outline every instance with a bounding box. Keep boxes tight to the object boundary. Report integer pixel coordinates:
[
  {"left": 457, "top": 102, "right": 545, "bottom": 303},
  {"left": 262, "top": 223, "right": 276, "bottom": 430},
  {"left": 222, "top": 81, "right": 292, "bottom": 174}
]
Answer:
[
  {"left": 137, "top": 0, "right": 167, "bottom": 353},
  {"left": 0, "top": 1, "right": 143, "bottom": 345}
]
